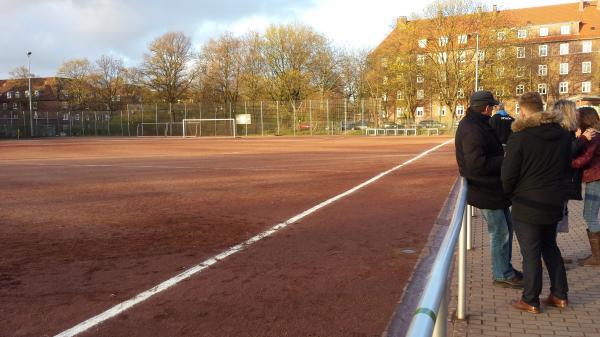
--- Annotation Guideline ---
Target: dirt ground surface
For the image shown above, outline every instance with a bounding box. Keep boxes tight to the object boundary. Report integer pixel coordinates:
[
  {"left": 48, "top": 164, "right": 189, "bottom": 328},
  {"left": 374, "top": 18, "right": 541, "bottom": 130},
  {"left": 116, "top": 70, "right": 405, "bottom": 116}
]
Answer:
[{"left": 0, "top": 136, "right": 457, "bottom": 337}]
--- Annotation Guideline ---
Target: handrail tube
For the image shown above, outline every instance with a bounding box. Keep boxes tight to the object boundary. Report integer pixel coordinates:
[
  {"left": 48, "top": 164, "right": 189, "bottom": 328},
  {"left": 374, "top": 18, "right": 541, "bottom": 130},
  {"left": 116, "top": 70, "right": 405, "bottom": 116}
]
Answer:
[{"left": 405, "top": 177, "right": 468, "bottom": 337}]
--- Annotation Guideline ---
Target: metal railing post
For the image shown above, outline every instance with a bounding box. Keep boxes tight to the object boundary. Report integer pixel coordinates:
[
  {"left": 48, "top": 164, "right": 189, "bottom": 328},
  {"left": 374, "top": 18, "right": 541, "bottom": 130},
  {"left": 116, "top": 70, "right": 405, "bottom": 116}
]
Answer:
[
  {"left": 457, "top": 204, "right": 468, "bottom": 320},
  {"left": 432, "top": 290, "right": 447, "bottom": 337},
  {"left": 467, "top": 205, "right": 473, "bottom": 251}
]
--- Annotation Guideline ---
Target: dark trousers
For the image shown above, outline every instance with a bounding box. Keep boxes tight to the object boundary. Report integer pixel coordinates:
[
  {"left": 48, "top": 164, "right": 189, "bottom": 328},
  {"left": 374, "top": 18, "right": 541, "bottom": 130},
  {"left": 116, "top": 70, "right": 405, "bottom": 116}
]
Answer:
[{"left": 513, "top": 221, "right": 568, "bottom": 307}]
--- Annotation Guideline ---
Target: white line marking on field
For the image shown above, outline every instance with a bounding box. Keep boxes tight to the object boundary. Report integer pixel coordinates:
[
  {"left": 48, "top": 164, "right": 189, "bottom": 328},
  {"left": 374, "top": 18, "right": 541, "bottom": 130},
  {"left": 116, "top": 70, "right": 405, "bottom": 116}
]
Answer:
[{"left": 53, "top": 138, "right": 454, "bottom": 337}]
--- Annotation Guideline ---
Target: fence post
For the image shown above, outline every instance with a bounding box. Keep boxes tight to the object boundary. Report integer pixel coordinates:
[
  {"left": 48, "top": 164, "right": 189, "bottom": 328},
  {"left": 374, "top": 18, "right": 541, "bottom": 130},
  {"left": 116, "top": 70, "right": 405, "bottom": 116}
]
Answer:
[
  {"left": 199, "top": 102, "right": 202, "bottom": 136},
  {"left": 127, "top": 105, "right": 131, "bottom": 136},
  {"left": 276, "top": 101, "right": 280, "bottom": 135},
  {"left": 93, "top": 111, "right": 97, "bottom": 136},
  {"left": 260, "top": 101, "right": 264, "bottom": 136},
  {"left": 293, "top": 102, "right": 296, "bottom": 137},
  {"left": 457, "top": 204, "right": 468, "bottom": 320},
  {"left": 244, "top": 101, "right": 248, "bottom": 137},
  {"left": 326, "top": 99, "right": 330, "bottom": 135},
  {"left": 155, "top": 103, "right": 158, "bottom": 136},
  {"left": 120, "top": 110, "right": 123, "bottom": 136},
  {"left": 344, "top": 99, "right": 348, "bottom": 136},
  {"left": 82, "top": 112, "right": 85, "bottom": 136},
  {"left": 309, "top": 100, "right": 313, "bottom": 136},
  {"left": 107, "top": 112, "right": 111, "bottom": 137}
]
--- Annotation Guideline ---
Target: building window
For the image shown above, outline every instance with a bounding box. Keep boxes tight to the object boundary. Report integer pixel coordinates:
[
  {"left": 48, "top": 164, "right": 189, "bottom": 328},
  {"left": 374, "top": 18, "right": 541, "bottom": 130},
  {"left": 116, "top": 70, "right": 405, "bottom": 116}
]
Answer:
[
  {"left": 396, "top": 91, "right": 404, "bottom": 100},
  {"left": 437, "top": 52, "right": 448, "bottom": 63},
  {"left": 417, "top": 54, "right": 425, "bottom": 65},
  {"left": 458, "top": 34, "right": 468, "bottom": 44},
  {"left": 63, "top": 114, "right": 69, "bottom": 121},
  {"left": 516, "top": 103, "right": 520, "bottom": 114},
  {"left": 457, "top": 89, "right": 465, "bottom": 99},
  {"left": 34, "top": 90, "right": 40, "bottom": 98},
  {"left": 456, "top": 105, "right": 465, "bottom": 116},
  {"left": 396, "top": 107, "right": 404, "bottom": 118},
  {"left": 418, "top": 39, "right": 427, "bottom": 48},
  {"left": 416, "top": 107, "right": 424, "bottom": 117},
  {"left": 15, "top": 91, "right": 20, "bottom": 99},
  {"left": 417, "top": 89, "right": 424, "bottom": 100},
  {"left": 539, "top": 27, "right": 549, "bottom": 37},
  {"left": 560, "top": 63, "right": 569, "bottom": 75},
  {"left": 583, "top": 41, "right": 593, "bottom": 53},
  {"left": 495, "top": 88, "right": 505, "bottom": 97},
  {"left": 12, "top": 103, "right": 17, "bottom": 110},
  {"left": 516, "top": 84, "right": 525, "bottom": 95},
  {"left": 582, "top": 61, "right": 592, "bottom": 74},
  {"left": 32, "top": 102, "right": 38, "bottom": 110},
  {"left": 496, "top": 48, "right": 505, "bottom": 59},
  {"left": 561, "top": 25, "right": 571, "bottom": 35},
  {"left": 459, "top": 51, "right": 467, "bottom": 63},
  {"left": 538, "top": 83, "right": 547, "bottom": 95},
  {"left": 517, "top": 47, "right": 526, "bottom": 58},
  {"left": 539, "top": 45, "right": 548, "bottom": 57},
  {"left": 518, "top": 29, "right": 528, "bottom": 39},
  {"left": 496, "top": 67, "right": 505, "bottom": 78},
  {"left": 439, "top": 106, "right": 447, "bottom": 116},
  {"left": 538, "top": 64, "right": 548, "bottom": 76},
  {"left": 417, "top": 75, "right": 424, "bottom": 83},
  {"left": 439, "top": 36, "right": 449, "bottom": 46},
  {"left": 559, "top": 82, "right": 569, "bottom": 94},
  {"left": 560, "top": 43, "right": 569, "bottom": 55},
  {"left": 582, "top": 82, "right": 592, "bottom": 93},
  {"left": 478, "top": 51, "right": 485, "bottom": 61},
  {"left": 517, "top": 66, "right": 526, "bottom": 77},
  {"left": 6, "top": 91, "right": 12, "bottom": 99},
  {"left": 497, "top": 31, "right": 506, "bottom": 40}
]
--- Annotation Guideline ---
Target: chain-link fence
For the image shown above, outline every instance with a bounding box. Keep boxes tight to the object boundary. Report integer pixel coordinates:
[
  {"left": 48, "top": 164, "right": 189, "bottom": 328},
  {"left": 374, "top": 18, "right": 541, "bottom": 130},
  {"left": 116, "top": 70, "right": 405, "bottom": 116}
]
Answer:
[{"left": 0, "top": 98, "right": 446, "bottom": 139}]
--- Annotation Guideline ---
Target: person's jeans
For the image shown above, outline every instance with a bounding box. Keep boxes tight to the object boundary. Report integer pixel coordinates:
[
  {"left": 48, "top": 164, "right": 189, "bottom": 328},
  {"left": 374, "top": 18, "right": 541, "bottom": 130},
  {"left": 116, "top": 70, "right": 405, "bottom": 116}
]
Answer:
[
  {"left": 480, "top": 208, "right": 516, "bottom": 281},
  {"left": 513, "top": 221, "right": 568, "bottom": 307},
  {"left": 583, "top": 181, "right": 600, "bottom": 233}
]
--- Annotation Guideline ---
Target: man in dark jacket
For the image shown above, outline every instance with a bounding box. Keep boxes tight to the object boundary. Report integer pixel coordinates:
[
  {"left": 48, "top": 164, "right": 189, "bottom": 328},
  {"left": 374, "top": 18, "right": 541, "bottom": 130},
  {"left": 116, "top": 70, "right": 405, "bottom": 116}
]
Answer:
[
  {"left": 489, "top": 103, "right": 515, "bottom": 145},
  {"left": 502, "top": 92, "right": 571, "bottom": 314},
  {"left": 455, "top": 91, "right": 522, "bottom": 288}
]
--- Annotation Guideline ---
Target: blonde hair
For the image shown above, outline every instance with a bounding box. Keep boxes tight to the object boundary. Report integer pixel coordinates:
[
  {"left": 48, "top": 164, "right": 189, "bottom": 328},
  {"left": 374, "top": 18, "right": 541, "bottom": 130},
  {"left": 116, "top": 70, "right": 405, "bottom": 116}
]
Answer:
[{"left": 553, "top": 99, "right": 578, "bottom": 132}]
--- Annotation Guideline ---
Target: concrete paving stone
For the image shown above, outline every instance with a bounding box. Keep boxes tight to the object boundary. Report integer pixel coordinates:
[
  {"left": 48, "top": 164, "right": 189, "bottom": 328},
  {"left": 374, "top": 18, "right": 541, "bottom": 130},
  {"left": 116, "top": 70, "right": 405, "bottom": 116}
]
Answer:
[{"left": 449, "top": 201, "right": 600, "bottom": 337}]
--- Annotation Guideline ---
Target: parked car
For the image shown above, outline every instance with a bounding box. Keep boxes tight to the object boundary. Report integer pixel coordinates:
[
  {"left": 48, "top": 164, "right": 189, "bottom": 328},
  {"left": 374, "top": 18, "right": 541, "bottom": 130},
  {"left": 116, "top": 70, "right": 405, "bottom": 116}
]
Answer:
[
  {"left": 418, "top": 119, "right": 447, "bottom": 129},
  {"left": 341, "top": 120, "right": 370, "bottom": 131},
  {"left": 298, "top": 122, "right": 311, "bottom": 131},
  {"left": 383, "top": 122, "right": 404, "bottom": 129}
]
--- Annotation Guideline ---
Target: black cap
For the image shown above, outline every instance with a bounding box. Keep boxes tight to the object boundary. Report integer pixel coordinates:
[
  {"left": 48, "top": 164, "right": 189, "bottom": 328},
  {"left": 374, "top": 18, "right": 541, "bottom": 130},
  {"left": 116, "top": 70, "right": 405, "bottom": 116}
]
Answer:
[{"left": 470, "top": 91, "right": 499, "bottom": 107}]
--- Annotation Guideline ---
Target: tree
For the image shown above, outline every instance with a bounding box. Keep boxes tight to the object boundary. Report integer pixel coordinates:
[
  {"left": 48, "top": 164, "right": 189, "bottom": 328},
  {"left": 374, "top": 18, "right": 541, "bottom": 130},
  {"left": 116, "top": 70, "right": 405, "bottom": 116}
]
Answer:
[
  {"left": 198, "top": 32, "right": 244, "bottom": 107},
  {"left": 338, "top": 49, "right": 369, "bottom": 102},
  {"left": 239, "top": 32, "right": 267, "bottom": 101},
  {"left": 140, "top": 31, "right": 195, "bottom": 104},
  {"left": 90, "top": 55, "right": 126, "bottom": 111},
  {"left": 262, "top": 23, "right": 330, "bottom": 110},
  {"left": 9, "top": 66, "right": 33, "bottom": 79},
  {"left": 56, "top": 58, "right": 93, "bottom": 109}
]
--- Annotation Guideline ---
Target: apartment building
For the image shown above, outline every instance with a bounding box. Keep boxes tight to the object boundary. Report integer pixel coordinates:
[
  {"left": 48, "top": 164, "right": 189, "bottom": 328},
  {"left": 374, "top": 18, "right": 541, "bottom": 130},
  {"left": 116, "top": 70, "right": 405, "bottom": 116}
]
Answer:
[{"left": 374, "top": 0, "right": 600, "bottom": 123}]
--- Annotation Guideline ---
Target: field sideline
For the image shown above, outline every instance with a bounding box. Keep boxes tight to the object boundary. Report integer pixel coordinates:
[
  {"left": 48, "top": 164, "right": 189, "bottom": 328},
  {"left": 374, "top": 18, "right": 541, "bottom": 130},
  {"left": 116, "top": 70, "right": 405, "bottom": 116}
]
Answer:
[{"left": 0, "top": 136, "right": 457, "bottom": 337}]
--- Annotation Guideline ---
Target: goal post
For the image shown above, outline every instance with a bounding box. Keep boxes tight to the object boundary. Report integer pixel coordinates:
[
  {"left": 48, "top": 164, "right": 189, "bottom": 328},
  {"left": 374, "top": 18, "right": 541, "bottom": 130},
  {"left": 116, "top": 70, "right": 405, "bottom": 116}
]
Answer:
[{"left": 182, "top": 118, "right": 236, "bottom": 138}]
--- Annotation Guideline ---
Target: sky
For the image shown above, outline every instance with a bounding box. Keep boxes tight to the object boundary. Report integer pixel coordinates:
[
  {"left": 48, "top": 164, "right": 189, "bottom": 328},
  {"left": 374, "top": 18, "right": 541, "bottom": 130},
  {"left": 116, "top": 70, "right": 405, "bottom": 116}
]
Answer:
[{"left": 0, "top": 0, "right": 576, "bottom": 78}]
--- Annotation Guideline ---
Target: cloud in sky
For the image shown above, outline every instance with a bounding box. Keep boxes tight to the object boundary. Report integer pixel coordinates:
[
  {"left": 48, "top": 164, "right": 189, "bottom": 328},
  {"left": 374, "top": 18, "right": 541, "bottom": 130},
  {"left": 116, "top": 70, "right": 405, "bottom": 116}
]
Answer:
[{"left": 0, "top": 0, "right": 574, "bottom": 78}]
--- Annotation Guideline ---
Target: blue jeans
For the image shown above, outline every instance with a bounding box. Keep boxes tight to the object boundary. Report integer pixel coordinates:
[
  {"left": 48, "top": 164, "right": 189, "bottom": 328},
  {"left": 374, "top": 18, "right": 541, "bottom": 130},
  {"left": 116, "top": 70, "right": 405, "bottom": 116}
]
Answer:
[
  {"left": 583, "top": 181, "right": 600, "bottom": 233},
  {"left": 480, "top": 208, "right": 516, "bottom": 281}
]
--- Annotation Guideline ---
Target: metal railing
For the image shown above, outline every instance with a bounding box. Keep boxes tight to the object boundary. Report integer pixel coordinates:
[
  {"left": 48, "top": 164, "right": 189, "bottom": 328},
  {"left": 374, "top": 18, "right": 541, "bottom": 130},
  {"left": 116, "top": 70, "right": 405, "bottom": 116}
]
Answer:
[{"left": 405, "top": 177, "right": 472, "bottom": 337}]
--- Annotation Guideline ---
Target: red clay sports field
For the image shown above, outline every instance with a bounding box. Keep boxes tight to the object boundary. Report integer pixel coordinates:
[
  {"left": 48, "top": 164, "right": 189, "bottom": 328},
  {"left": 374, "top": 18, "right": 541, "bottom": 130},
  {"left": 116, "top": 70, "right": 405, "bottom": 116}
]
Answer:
[{"left": 0, "top": 136, "right": 457, "bottom": 337}]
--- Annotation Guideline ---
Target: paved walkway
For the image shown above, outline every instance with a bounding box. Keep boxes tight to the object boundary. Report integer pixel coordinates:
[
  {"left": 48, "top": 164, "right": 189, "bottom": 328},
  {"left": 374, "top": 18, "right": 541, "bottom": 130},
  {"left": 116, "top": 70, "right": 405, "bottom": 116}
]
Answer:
[{"left": 449, "top": 200, "right": 600, "bottom": 337}]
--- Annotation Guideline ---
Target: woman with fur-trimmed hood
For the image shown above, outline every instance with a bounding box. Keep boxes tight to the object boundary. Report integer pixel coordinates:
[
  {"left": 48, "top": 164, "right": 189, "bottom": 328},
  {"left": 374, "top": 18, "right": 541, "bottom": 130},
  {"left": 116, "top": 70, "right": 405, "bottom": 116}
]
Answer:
[{"left": 501, "top": 92, "right": 571, "bottom": 314}]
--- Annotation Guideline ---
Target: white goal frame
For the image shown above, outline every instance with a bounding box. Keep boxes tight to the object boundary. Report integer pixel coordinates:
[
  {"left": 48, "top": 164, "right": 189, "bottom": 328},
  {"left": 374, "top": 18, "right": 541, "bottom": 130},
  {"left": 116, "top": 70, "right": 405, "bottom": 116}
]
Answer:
[{"left": 182, "top": 118, "right": 236, "bottom": 138}]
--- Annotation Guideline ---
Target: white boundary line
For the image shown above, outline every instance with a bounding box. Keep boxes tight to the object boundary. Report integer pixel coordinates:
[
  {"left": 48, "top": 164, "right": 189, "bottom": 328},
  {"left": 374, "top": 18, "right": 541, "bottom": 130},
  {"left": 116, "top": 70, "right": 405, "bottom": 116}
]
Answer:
[{"left": 54, "top": 139, "right": 454, "bottom": 337}]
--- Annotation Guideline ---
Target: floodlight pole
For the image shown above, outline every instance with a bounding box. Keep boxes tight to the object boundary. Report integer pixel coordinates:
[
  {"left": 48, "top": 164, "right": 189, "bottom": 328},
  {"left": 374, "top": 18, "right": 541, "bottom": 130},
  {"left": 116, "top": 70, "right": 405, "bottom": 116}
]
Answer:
[{"left": 27, "top": 51, "right": 33, "bottom": 137}]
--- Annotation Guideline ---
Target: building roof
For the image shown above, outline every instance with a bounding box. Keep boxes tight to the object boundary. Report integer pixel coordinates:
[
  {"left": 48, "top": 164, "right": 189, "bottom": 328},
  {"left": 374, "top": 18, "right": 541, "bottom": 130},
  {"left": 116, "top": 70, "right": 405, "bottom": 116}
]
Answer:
[{"left": 0, "top": 77, "right": 62, "bottom": 102}]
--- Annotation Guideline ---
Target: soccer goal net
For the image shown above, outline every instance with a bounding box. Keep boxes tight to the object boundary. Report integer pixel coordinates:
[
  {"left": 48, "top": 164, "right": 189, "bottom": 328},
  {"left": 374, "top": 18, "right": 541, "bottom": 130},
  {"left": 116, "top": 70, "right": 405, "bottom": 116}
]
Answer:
[
  {"left": 136, "top": 123, "right": 172, "bottom": 137},
  {"left": 182, "top": 119, "right": 236, "bottom": 138}
]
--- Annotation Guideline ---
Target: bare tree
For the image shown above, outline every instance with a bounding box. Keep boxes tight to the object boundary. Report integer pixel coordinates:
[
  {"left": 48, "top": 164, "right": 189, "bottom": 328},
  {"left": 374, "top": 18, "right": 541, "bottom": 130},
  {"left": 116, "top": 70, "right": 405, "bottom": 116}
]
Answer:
[
  {"left": 9, "top": 66, "right": 33, "bottom": 79},
  {"left": 90, "top": 55, "right": 126, "bottom": 111},
  {"left": 240, "top": 32, "right": 267, "bottom": 101},
  {"left": 141, "top": 31, "right": 195, "bottom": 104}
]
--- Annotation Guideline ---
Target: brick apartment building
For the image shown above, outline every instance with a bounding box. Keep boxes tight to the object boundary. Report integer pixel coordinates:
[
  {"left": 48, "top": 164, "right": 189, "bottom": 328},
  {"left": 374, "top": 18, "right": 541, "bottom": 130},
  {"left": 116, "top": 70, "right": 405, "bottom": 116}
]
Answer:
[
  {"left": 0, "top": 77, "right": 140, "bottom": 137},
  {"left": 374, "top": 0, "right": 600, "bottom": 124}
]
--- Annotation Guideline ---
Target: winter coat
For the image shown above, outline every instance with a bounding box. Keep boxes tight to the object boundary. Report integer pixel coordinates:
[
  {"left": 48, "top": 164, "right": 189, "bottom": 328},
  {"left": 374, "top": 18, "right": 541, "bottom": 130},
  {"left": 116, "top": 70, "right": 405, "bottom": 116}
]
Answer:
[
  {"left": 455, "top": 109, "right": 511, "bottom": 210},
  {"left": 563, "top": 132, "right": 586, "bottom": 200},
  {"left": 572, "top": 132, "right": 600, "bottom": 183},
  {"left": 489, "top": 111, "right": 515, "bottom": 145},
  {"left": 501, "top": 111, "right": 571, "bottom": 225}
]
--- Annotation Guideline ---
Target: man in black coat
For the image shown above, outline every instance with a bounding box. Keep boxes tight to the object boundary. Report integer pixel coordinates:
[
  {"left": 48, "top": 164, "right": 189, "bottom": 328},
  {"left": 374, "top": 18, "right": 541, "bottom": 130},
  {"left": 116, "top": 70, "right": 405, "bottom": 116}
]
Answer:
[
  {"left": 489, "top": 103, "right": 515, "bottom": 145},
  {"left": 455, "top": 91, "right": 522, "bottom": 288},
  {"left": 502, "top": 92, "right": 571, "bottom": 313}
]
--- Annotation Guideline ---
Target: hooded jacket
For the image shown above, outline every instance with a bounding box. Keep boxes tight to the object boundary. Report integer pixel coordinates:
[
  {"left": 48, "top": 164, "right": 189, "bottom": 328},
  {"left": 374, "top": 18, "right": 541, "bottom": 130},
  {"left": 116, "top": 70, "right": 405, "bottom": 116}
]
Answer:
[
  {"left": 455, "top": 108, "right": 511, "bottom": 209},
  {"left": 501, "top": 111, "right": 571, "bottom": 225}
]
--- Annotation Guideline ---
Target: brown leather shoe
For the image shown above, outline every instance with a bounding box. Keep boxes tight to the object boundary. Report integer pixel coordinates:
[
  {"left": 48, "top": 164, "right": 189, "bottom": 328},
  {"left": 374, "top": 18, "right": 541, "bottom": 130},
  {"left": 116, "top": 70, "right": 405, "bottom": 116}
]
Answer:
[
  {"left": 545, "top": 294, "right": 568, "bottom": 309},
  {"left": 511, "top": 299, "right": 540, "bottom": 314}
]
